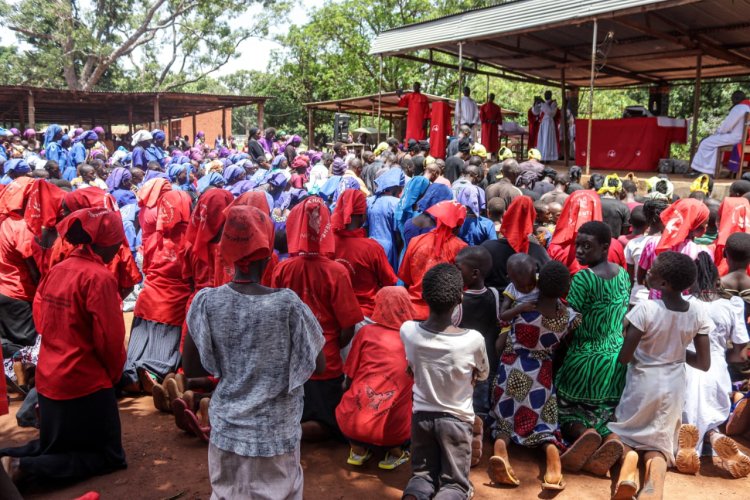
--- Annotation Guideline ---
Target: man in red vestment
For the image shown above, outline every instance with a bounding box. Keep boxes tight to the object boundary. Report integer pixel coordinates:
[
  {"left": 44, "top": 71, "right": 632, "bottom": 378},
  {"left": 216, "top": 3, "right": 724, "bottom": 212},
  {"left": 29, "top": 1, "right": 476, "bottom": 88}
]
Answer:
[
  {"left": 397, "top": 82, "right": 431, "bottom": 142},
  {"left": 480, "top": 93, "right": 503, "bottom": 156},
  {"left": 527, "top": 96, "right": 543, "bottom": 149}
]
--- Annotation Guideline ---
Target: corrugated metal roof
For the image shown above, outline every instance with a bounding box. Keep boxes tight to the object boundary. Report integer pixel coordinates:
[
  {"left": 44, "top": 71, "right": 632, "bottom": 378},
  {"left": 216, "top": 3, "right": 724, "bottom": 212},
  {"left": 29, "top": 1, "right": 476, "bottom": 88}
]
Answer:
[{"left": 370, "top": 0, "right": 695, "bottom": 55}]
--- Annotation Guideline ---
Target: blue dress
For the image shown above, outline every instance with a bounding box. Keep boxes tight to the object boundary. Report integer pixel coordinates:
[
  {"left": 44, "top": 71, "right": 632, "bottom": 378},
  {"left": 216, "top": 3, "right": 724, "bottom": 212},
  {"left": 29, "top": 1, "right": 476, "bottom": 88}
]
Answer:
[
  {"left": 144, "top": 146, "right": 166, "bottom": 168},
  {"left": 367, "top": 194, "right": 401, "bottom": 272},
  {"left": 459, "top": 215, "right": 498, "bottom": 246},
  {"left": 70, "top": 142, "right": 87, "bottom": 167}
]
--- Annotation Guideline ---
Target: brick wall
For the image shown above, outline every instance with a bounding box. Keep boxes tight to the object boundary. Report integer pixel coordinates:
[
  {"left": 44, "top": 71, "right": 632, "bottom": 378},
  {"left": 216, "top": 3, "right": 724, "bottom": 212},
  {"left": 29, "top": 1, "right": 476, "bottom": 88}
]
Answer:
[{"left": 172, "top": 109, "right": 233, "bottom": 146}]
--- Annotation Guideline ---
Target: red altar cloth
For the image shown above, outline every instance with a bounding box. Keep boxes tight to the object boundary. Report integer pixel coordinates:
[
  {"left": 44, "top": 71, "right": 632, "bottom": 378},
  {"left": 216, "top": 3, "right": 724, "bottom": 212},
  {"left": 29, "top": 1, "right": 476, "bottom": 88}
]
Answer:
[
  {"left": 430, "top": 101, "right": 452, "bottom": 159},
  {"left": 575, "top": 117, "right": 688, "bottom": 171}
]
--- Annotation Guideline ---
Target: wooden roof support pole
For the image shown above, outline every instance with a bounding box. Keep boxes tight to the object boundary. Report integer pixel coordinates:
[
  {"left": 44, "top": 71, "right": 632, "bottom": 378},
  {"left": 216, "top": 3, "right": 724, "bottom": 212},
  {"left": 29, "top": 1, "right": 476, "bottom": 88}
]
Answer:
[
  {"left": 585, "top": 18, "right": 598, "bottom": 176},
  {"left": 456, "top": 42, "right": 464, "bottom": 136},
  {"left": 154, "top": 95, "right": 160, "bottom": 129},
  {"left": 192, "top": 113, "right": 197, "bottom": 143},
  {"left": 221, "top": 107, "right": 227, "bottom": 144},
  {"left": 27, "top": 91, "right": 35, "bottom": 130},
  {"left": 561, "top": 66, "right": 569, "bottom": 167},
  {"left": 690, "top": 54, "right": 703, "bottom": 163},
  {"left": 128, "top": 103, "right": 133, "bottom": 135},
  {"left": 307, "top": 108, "right": 314, "bottom": 148},
  {"left": 257, "top": 101, "right": 265, "bottom": 131},
  {"left": 17, "top": 101, "right": 24, "bottom": 131},
  {"left": 377, "top": 55, "right": 383, "bottom": 145}
]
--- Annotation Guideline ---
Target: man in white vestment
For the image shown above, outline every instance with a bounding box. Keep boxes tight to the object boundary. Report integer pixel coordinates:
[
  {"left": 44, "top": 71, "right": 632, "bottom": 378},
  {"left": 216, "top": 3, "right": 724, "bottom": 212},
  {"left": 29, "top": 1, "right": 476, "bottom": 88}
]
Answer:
[
  {"left": 537, "top": 90, "right": 559, "bottom": 162},
  {"left": 455, "top": 86, "right": 479, "bottom": 140},
  {"left": 690, "top": 90, "right": 750, "bottom": 177}
]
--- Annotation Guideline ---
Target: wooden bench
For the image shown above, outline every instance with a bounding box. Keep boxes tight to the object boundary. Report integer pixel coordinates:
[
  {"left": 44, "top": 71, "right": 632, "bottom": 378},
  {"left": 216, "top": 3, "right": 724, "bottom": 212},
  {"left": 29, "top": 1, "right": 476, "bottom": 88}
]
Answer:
[{"left": 715, "top": 111, "right": 750, "bottom": 178}]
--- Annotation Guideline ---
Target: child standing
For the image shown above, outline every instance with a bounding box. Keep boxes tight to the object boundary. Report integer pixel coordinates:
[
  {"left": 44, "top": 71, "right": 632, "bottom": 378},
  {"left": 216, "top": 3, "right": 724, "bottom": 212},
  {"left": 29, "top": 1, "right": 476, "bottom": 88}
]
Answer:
[
  {"left": 609, "top": 251, "right": 713, "bottom": 500},
  {"left": 488, "top": 260, "right": 580, "bottom": 491},
  {"left": 401, "top": 263, "right": 489, "bottom": 500}
]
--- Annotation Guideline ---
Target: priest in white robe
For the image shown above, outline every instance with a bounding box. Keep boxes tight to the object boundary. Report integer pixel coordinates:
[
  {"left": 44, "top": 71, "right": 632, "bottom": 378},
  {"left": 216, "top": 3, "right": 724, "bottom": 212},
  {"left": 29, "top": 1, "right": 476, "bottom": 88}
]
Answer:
[
  {"left": 537, "top": 90, "right": 559, "bottom": 162},
  {"left": 690, "top": 90, "right": 750, "bottom": 176},
  {"left": 455, "top": 86, "right": 479, "bottom": 140}
]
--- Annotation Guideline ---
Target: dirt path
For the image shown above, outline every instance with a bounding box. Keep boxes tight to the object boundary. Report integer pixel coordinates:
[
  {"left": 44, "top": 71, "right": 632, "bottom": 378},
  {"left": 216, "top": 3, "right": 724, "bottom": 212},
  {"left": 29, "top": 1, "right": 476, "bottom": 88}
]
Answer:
[{"left": 1, "top": 395, "right": 749, "bottom": 499}]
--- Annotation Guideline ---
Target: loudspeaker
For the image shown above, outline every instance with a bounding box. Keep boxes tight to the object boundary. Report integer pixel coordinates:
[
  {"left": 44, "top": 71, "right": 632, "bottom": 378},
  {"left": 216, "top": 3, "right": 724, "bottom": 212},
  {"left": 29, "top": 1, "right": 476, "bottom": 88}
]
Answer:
[
  {"left": 334, "top": 113, "right": 350, "bottom": 142},
  {"left": 648, "top": 85, "right": 671, "bottom": 117}
]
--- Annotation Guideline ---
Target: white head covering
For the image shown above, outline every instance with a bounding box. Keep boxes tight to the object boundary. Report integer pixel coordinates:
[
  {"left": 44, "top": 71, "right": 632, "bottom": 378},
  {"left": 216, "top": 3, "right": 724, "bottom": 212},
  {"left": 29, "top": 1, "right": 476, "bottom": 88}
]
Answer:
[{"left": 131, "top": 130, "right": 153, "bottom": 146}]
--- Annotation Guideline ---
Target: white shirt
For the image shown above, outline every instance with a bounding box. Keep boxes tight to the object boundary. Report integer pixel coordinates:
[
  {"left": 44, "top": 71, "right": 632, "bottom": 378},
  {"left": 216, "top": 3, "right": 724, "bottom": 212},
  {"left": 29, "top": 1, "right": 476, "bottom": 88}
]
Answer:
[
  {"left": 716, "top": 103, "right": 750, "bottom": 141},
  {"left": 455, "top": 96, "right": 480, "bottom": 126},
  {"left": 400, "top": 320, "right": 489, "bottom": 423}
]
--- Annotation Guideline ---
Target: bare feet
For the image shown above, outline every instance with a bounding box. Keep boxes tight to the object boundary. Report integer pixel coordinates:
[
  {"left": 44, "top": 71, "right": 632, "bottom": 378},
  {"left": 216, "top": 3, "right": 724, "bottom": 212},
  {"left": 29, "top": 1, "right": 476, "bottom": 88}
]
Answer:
[
  {"left": 711, "top": 433, "right": 750, "bottom": 478},
  {"left": 612, "top": 450, "right": 638, "bottom": 500},
  {"left": 638, "top": 452, "right": 667, "bottom": 500},
  {"left": 675, "top": 424, "right": 700, "bottom": 475},
  {"left": 471, "top": 416, "right": 483, "bottom": 467},
  {"left": 561, "top": 428, "right": 602, "bottom": 472}
]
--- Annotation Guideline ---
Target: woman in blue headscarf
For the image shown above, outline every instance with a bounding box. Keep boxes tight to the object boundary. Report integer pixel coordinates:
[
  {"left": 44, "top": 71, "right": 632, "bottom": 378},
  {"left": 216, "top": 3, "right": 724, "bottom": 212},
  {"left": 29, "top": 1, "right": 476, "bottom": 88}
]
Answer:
[
  {"left": 271, "top": 154, "right": 287, "bottom": 171},
  {"left": 367, "top": 168, "right": 405, "bottom": 272},
  {"left": 196, "top": 171, "right": 225, "bottom": 193},
  {"left": 402, "top": 183, "right": 454, "bottom": 251},
  {"left": 395, "top": 175, "right": 430, "bottom": 238},
  {"left": 70, "top": 130, "right": 98, "bottom": 170},
  {"left": 222, "top": 164, "right": 245, "bottom": 187},
  {"left": 319, "top": 158, "right": 348, "bottom": 206},
  {"left": 145, "top": 130, "right": 167, "bottom": 168},
  {"left": 106, "top": 167, "right": 137, "bottom": 207},
  {"left": 457, "top": 184, "right": 496, "bottom": 246},
  {"left": 43, "top": 124, "right": 64, "bottom": 162}
]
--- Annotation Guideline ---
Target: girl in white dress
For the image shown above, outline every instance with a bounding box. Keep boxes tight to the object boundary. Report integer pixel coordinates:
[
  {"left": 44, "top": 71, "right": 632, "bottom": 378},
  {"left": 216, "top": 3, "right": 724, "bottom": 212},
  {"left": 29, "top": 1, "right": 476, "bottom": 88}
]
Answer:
[
  {"left": 608, "top": 251, "right": 713, "bottom": 500},
  {"left": 682, "top": 253, "right": 750, "bottom": 478}
]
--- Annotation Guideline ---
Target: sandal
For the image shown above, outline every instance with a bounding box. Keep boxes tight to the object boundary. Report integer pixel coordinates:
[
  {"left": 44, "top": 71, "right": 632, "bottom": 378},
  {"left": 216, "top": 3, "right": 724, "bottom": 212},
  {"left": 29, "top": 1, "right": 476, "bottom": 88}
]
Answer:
[
  {"left": 487, "top": 455, "right": 520, "bottom": 486},
  {"left": 611, "top": 479, "right": 638, "bottom": 500},
  {"left": 171, "top": 397, "right": 192, "bottom": 433},
  {"left": 541, "top": 473, "right": 565, "bottom": 491},
  {"left": 675, "top": 424, "right": 700, "bottom": 475},
  {"left": 583, "top": 439, "right": 624, "bottom": 477},
  {"left": 152, "top": 383, "right": 171, "bottom": 413},
  {"left": 184, "top": 407, "right": 210, "bottom": 442},
  {"left": 561, "top": 428, "right": 602, "bottom": 472}
]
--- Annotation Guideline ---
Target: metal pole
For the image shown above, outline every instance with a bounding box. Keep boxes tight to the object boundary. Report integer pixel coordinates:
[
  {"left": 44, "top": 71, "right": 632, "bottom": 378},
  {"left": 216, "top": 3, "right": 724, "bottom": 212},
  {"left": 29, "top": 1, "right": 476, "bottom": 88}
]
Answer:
[
  {"left": 457, "top": 42, "right": 464, "bottom": 136},
  {"left": 585, "top": 18, "right": 598, "bottom": 175},
  {"left": 378, "top": 55, "right": 383, "bottom": 144},
  {"left": 690, "top": 54, "right": 703, "bottom": 162}
]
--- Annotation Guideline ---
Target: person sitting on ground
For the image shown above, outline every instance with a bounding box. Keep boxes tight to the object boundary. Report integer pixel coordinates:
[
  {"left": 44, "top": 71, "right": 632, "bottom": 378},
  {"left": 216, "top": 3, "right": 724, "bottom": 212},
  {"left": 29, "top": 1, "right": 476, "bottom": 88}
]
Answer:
[
  {"left": 694, "top": 198, "right": 720, "bottom": 246},
  {"left": 567, "top": 166, "right": 584, "bottom": 193},
  {"left": 519, "top": 148, "right": 544, "bottom": 177},
  {"left": 401, "top": 183, "right": 453, "bottom": 252},
  {"left": 487, "top": 197, "right": 505, "bottom": 237},
  {"left": 485, "top": 159, "right": 522, "bottom": 211},
  {"left": 457, "top": 185, "right": 496, "bottom": 246},
  {"left": 618, "top": 204, "right": 647, "bottom": 249},
  {"left": 539, "top": 173, "right": 569, "bottom": 206},
  {"left": 729, "top": 179, "right": 750, "bottom": 198},
  {"left": 621, "top": 179, "right": 642, "bottom": 211},
  {"left": 532, "top": 167, "right": 556, "bottom": 198},
  {"left": 598, "top": 174, "right": 630, "bottom": 239}
]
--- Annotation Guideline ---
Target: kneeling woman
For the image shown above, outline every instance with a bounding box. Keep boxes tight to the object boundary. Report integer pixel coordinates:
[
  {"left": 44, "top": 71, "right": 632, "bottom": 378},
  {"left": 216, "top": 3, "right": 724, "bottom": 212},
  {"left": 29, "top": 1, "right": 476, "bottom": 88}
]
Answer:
[{"left": 0, "top": 208, "right": 128, "bottom": 484}]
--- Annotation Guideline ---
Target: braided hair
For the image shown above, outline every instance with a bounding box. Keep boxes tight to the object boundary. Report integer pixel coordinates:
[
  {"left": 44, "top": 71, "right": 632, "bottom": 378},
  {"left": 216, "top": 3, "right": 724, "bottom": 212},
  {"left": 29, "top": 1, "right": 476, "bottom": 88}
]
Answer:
[
  {"left": 643, "top": 197, "right": 669, "bottom": 230},
  {"left": 693, "top": 252, "right": 730, "bottom": 302}
]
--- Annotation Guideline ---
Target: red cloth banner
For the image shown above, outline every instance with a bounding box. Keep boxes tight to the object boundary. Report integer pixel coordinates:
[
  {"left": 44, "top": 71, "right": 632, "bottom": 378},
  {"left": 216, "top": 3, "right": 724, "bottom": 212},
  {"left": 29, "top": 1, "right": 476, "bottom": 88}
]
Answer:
[{"left": 430, "top": 101, "right": 452, "bottom": 159}]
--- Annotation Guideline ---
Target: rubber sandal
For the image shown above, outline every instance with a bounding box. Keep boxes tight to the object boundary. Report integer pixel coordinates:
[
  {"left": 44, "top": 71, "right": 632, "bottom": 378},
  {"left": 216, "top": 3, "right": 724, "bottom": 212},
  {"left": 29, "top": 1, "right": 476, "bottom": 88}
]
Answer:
[
  {"left": 347, "top": 448, "right": 372, "bottom": 466},
  {"left": 165, "top": 377, "right": 182, "bottom": 404},
  {"left": 713, "top": 435, "right": 750, "bottom": 478},
  {"left": 171, "top": 397, "right": 193, "bottom": 434},
  {"left": 675, "top": 424, "right": 700, "bottom": 475},
  {"left": 726, "top": 397, "right": 750, "bottom": 436},
  {"left": 152, "top": 383, "right": 171, "bottom": 413},
  {"left": 541, "top": 473, "right": 565, "bottom": 491},
  {"left": 487, "top": 455, "right": 520, "bottom": 486},
  {"left": 137, "top": 368, "right": 158, "bottom": 395},
  {"left": 582, "top": 439, "right": 624, "bottom": 477},
  {"left": 378, "top": 450, "right": 410, "bottom": 470},
  {"left": 184, "top": 407, "right": 210, "bottom": 442},
  {"left": 560, "top": 428, "right": 602, "bottom": 472},
  {"left": 611, "top": 479, "right": 638, "bottom": 500}
]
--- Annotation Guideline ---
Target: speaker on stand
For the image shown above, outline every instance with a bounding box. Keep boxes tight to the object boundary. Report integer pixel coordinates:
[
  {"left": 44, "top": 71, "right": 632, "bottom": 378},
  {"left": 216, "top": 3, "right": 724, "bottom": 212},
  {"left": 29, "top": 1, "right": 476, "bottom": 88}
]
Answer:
[{"left": 334, "top": 113, "right": 350, "bottom": 142}]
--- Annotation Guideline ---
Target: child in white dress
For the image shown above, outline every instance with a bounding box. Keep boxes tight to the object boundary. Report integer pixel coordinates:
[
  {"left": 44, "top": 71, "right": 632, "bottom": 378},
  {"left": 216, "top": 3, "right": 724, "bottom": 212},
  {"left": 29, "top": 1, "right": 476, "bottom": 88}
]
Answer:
[{"left": 609, "top": 251, "right": 713, "bottom": 500}]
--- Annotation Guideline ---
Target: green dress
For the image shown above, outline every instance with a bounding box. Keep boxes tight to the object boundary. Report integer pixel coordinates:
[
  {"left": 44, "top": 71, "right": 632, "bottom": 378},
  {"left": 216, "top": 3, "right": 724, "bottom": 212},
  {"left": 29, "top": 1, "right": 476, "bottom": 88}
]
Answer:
[{"left": 555, "top": 267, "right": 629, "bottom": 435}]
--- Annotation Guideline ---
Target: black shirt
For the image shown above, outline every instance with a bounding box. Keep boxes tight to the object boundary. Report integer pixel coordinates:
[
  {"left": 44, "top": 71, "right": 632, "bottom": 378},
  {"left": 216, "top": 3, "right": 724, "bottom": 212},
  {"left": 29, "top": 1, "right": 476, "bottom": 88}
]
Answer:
[
  {"left": 458, "top": 288, "right": 501, "bottom": 377},
  {"left": 248, "top": 139, "right": 266, "bottom": 162},
  {"left": 445, "top": 156, "right": 465, "bottom": 184},
  {"left": 600, "top": 197, "right": 631, "bottom": 238},
  {"left": 482, "top": 238, "right": 551, "bottom": 289}
]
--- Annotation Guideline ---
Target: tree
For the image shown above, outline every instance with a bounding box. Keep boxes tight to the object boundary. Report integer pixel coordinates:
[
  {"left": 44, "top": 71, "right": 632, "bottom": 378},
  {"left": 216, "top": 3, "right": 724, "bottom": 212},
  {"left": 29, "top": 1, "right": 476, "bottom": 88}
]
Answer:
[{"left": 0, "top": 0, "right": 283, "bottom": 91}]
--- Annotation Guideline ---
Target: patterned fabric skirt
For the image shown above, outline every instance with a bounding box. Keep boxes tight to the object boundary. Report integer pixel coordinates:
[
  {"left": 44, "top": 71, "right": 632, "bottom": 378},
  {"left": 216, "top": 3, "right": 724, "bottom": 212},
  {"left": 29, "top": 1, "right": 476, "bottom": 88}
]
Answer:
[{"left": 557, "top": 397, "right": 617, "bottom": 437}]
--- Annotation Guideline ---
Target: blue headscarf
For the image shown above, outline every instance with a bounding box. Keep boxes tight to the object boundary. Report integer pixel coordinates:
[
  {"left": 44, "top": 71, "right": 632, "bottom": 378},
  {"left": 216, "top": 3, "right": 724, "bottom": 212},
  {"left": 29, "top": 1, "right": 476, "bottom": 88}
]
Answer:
[
  {"left": 197, "top": 171, "right": 225, "bottom": 193},
  {"left": 73, "top": 130, "right": 98, "bottom": 143},
  {"left": 457, "top": 184, "right": 482, "bottom": 216},
  {"left": 223, "top": 164, "right": 245, "bottom": 184},
  {"left": 44, "top": 124, "right": 62, "bottom": 147},
  {"left": 272, "top": 154, "right": 287, "bottom": 169},
  {"left": 417, "top": 183, "right": 453, "bottom": 212},
  {"left": 4, "top": 159, "right": 30, "bottom": 175},
  {"left": 250, "top": 168, "right": 271, "bottom": 186},
  {"left": 374, "top": 167, "right": 405, "bottom": 195},
  {"left": 168, "top": 163, "right": 192, "bottom": 191},
  {"left": 395, "top": 176, "right": 430, "bottom": 232},
  {"left": 106, "top": 167, "right": 132, "bottom": 191},
  {"left": 227, "top": 179, "right": 257, "bottom": 197},
  {"left": 267, "top": 171, "right": 288, "bottom": 189},
  {"left": 151, "top": 129, "right": 166, "bottom": 143},
  {"left": 142, "top": 170, "right": 169, "bottom": 184},
  {"left": 333, "top": 176, "right": 361, "bottom": 205}
]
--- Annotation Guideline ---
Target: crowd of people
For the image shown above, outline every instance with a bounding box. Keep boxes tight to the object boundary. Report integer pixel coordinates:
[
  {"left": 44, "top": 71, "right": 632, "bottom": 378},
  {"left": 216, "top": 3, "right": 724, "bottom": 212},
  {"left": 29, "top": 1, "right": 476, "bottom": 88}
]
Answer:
[{"left": 0, "top": 122, "right": 750, "bottom": 500}]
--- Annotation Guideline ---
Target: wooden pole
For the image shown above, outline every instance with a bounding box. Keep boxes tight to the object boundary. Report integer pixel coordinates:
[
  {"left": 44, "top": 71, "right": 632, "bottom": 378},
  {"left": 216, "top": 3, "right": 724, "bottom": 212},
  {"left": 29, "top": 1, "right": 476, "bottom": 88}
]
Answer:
[
  {"left": 221, "top": 107, "right": 227, "bottom": 144},
  {"left": 377, "top": 55, "right": 383, "bottom": 144},
  {"left": 456, "top": 42, "right": 464, "bottom": 136},
  {"left": 27, "top": 91, "right": 35, "bottom": 130},
  {"left": 585, "top": 19, "right": 598, "bottom": 175},
  {"left": 307, "top": 108, "right": 314, "bottom": 147},
  {"left": 128, "top": 103, "right": 134, "bottom": 134},
  {"left": 191, "top": 113, "right": 197, "bottom": 143},
  {"left": 257, "top": 102, "right": 265, "bottom": 130},
  {"left": 690, "top": 53, "right": 703, "bottom": 162},
  {"left": 153, "top": 95, "right": 160, "bottom": 129},
  {"left": 17, "top": 101, "right": 24, "bottom": 131},
  {"left": 561, "top": 67, "right": 569, "bottom": 167}
]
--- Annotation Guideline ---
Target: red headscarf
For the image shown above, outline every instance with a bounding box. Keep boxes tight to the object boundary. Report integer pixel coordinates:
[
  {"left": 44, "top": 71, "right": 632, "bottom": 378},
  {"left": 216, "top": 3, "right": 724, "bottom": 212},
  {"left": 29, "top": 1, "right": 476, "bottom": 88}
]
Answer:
[
  {"left": 370, "top": 286, "right": 415, "bottom": 330},
  {"left": 656, "top": 198, "right": 710, "bottom": 254},
  {"left": 292, "top": 155, "right": 310, "bottom": 169},
  {"left": 63, "top": 186, "right": 116, "bottom": 212},
  {"left": 156, "top": 190, "right": 192, "bottom": 234},
  {"left": 332, "top": 189, "right": 367, "bottom": 232},
  {"left": 286, "top": 196, "right": 334, "bottom": 256},
  {"left": 137, "top": 178, "right": 172, "bottom": 209},
  {"left": 220, "top": 206, "right": 275, "bottom": 268},
  {"left": 24, "top": 180, "right": 65, "bottom": 238},
  {"left": 426, "top": 200, "right": 467, "bottom": 254},
  {"left": 57, "top": 208, "right": 126, "bottom": 247},
  {"left": 714, "top": 197, "right": 750, "bottom": 269},
  {"left": 186, "top": 189, "right": 234, "bottom": 264},
  {"left": 502, "top": 196, "right": 536, "bottom": 253},
  {"left": 226, "top": 191, "right": 270, "bottom": 215},
  {"left": 0, "top": 176, "right": 35, "bottom": 222},
  {"left": 550, "top": 190, "right": 602, "bottom": 246}
]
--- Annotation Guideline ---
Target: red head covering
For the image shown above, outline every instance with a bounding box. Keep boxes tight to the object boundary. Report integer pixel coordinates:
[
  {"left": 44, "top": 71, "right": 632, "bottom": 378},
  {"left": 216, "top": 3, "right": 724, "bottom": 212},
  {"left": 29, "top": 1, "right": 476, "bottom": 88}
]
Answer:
[
  {"left": 426, "top": 200, "right": 467, "bottom": 254},
  {"left": 550, "top": 190, "right": 602, "bottom": 246},
  {"left": 656, "top": 198, "right": 710, "bottom": 254},
  {"left": 57, "top": 208, "right": 126, "bottom": 247},
  {"left": 220, "top": 206, "right": 275, "bottom": 268},
  {"left": 286, "top": 196, "right": 334, "bottom": 256},
  {"left": 0, "top": 176, "right": 35, "bottom": 221},
  {"left": 226, "top": 191, "right": 270, "bottom": 215},
  {"left": 186, "top": 189, "right": 234, "bottom": 264},
  {"left": 156, "top": 190, "right": 192, "bottom": 234},
  {"left": 502, "top": 196, "right": 536, "bottom": 253},
  {"left": 137, "top": 178, "right": 172, "bottom": 209},
  {"left": 63, "top": 186, "right": 116, "bottom": 212},
  {"left": 714, "top": 197, "right": 750, "bottom": 268},
  {"left": 332, "top": 189, "right": 367, "bottom": 232},
  {"left": 24, "top": 180, "right": 65, "bottom": 238},
  {"left": 292, "top": 155, "right": 310, "bottom": 169},
  {"left": 370, "top": 286, "right": 416, "bottom": 330}
]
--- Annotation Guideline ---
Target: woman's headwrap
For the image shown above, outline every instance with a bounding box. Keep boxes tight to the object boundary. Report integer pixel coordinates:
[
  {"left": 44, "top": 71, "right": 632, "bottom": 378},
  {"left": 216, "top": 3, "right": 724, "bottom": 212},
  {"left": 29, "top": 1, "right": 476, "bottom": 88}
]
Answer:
[
  {"left": 142, "top": 170, "right": 169, "bottom": 184},
  {"left": 74, "top": 130, "right": 98, "bottom": 143},
  {"left": 93, "top": 126, "right": 105, "bottom": 136},
  {"left": 332, "top": 158, "right": 347, "bottom": 176},
  {"left": 308, "top": 151, "right": 322, "bottom": 166},
  {"left": 43, "top": 124, "right": 62, "bottom": 147},
  {"left": 550, "top": 190, "right": 602, "bottom": 246},
  {"left": 332, "top": 188, "right": 367, "bottom": 232},
  {"left": 197, "top": 171, "right": 225, "bottom": 193},
  {"left": 395, "top": 176, "right": 430, "bottom": 230},
  {"left": 288, "top": 188, "right": 309, "bottom": 210},
  {"left": 196, "top": 131, "right": 205, "bottom": 139},
  {"left": 333, "top": 176, "right": 360, "bottom": 204},
  {"left": 227, "top": 179, "right": 257, "bottom": 198},
  {"left": 130, "top": 130, "right": 152, "bottom": 146},
  {"left": 23, "top": 128, "right": 36, "bottom": 140},
  {"left": 156, "top": 190, "right": 192, "bottom": 235},
  {"left": 470, "top": 143, "right": 487, "bottom": 158},
  {"left": 168, "top": 163, "right": 190, "bottom": 184},
  {"left": 456, "top": 184, "right": 483, "bottom": 216},
  {"left": 190, "top": 148, "right": 204, "bottom": 162},
  {"left": 690, "top": 174, "right": 711, "bottom": 195},
  {"left": 207, "top": 151, "right": 218, "bottom": 160},
  {"left": 137, "top": 178, "right": 172, "bottom": 209},
  {"left": 655, "top": 198, "right": 710, "bottom": 254},
  {"left": 63, "top": 186, "right": 117, "bottom": 212},
  {"left": 57, "top": 208, "right": 125, "bottom": 247},
  {"left": 417, "top": 183, "right": 453, "bottom": 212},
  {"left": 597, "top": 173, "right": 623, "bottom": 195},
  {"left": 528, "top": 148, "right": 542, "bottom": 161},
  {"left": 373, "top": 142, "right": 389, "bottom": 156},
  {"left": 374, "top": 167, "right": 405, "bottom": 195},
  {"left": 371, "top": 286, "right": 416, "bottom": 330},
  {"left": 3, "top": 159, "right": 30, "bottom": 175},
  {"left": 105, "top": 167, "right": 132, "bottom": 192},
  {"left": 151, "top": 129, "right": 166, "bottom": 143},
  {"left": 72, "top": 127, "right": 84, "bottom": 140},
  {"left": 714, "top": 197, "right": 750, "bottom": 269},
  {"left": 272, "top": 154, "right": 287, "bottom": 169},
  {"left": 218, "top": 147, "right": 230, "bottom": 159},
  {"left": 292, "top": 155, "right": 309, "bottom": 170},
  {"left": 221, "top": 206, "right": 275, "bottom": 270},
  {"left": 502, "top": 196, "right": 536, "bottom": 253},
  {"left": 222, "top": 164, "right": 245, "bottom": 184},
  {"left": 227, "top": 191, "right": 271, "bottom": 215},
  {"left": 425, "top": 200, "right": 466, "bottom": 254},
  {"left": 286, "top": 196, "right": 334, "bottom": 256},
  {"left": 289, "top": 135, "right": 302, "bottom": 147},
  {"left": 206, "top": 160, "right": 224, "bottom": 175},
  {"left": 0, "top": 176, "right": 35, "bottom": 221},
  {"left": 645, "top": 176, "right": 674, "bottom": 200},
  {"left": 24, "top": 180, "right": 65, "bottom": 238},
  {"left": 498, "top": 146, "right": 514, "bottom": 160},
  {"left": 267, "top": 171, "right": 289, "bottom": 189},
  {"left": 187, "top": 189, "right": 234, "bottom": 265}
]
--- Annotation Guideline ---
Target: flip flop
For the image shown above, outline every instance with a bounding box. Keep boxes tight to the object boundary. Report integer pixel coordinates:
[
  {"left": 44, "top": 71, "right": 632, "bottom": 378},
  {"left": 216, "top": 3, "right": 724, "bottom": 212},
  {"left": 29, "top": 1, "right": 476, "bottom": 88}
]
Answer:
[
  {"left": 726, "top": 397, "right": 750, "bottom": 436},
  {"left": 713, "top": 435, "right": 750, "bottom": 478},
  {"left": 171, "top": 397, "right": 192, "bottom": 434},
  {"left": 561, "top": 429, "right": 602, "bottom": 472},
  {"left": 184, "top": 407, "right": 210, "bottom": 442},
  {"left": 675, "top": 424, "right": 700, "bottom": 475},
  {"left": 612, "top": 479, "right": 638, "bottom": 500},
  {"left": 541, "top": 473, "right": 565, "bottom": 491},
  {"left": 583, "top": 439, "right": 624, "bottom": 477},
  {"left": 152, "top": 383, "right": 171, "bottom": 413},
  {"left": 487, "top": 455, "right": 520, "bottom": 486}
]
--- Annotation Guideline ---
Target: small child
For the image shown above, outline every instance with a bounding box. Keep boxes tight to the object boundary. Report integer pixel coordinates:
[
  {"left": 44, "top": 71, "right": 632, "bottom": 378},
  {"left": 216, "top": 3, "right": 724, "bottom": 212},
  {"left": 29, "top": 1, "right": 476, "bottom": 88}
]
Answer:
[
  {"left": 488, "top": 260, "right": 580, "bottom": 491},
  {"left": 500, "top": 253, "right": 540, "bottom": 328},
  {"left": 401, "top": 263, "right": 489, "bottom": 500},
  {"left": 487, "top": 198, "right": 505, "bottom": 237},
  {"left": 609, "top": 251, "right": 713, "bottom": 500}
]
